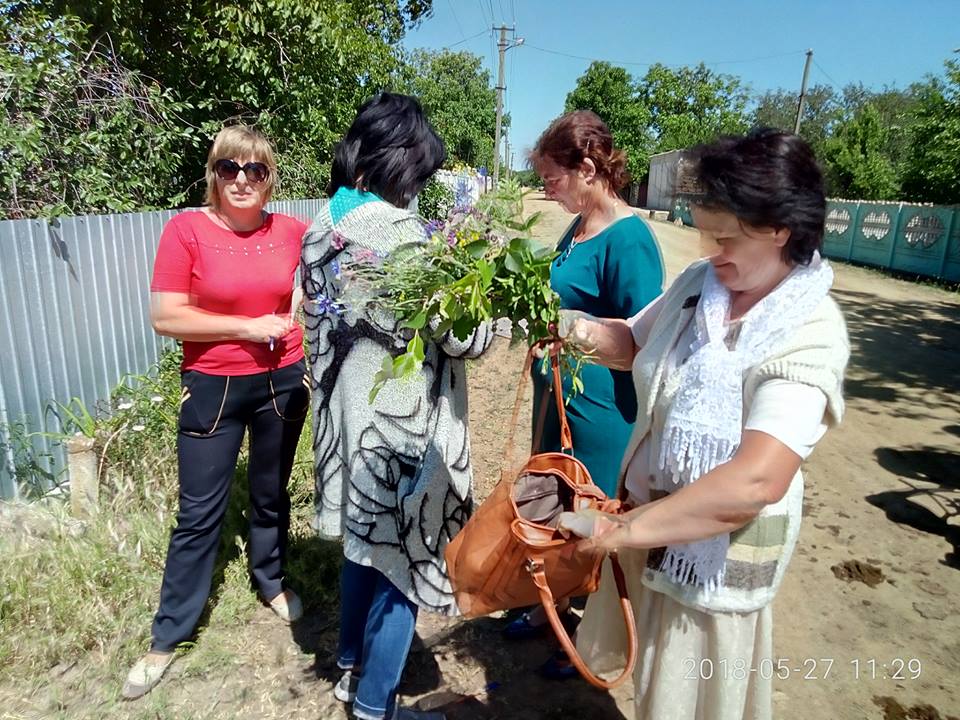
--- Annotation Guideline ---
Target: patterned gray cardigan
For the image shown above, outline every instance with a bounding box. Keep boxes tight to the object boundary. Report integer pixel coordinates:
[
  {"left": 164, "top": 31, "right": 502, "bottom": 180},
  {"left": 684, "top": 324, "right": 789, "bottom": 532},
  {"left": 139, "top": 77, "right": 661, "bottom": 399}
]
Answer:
[{"left": 301, "top": 196, "right": 492, "bottom": 615}]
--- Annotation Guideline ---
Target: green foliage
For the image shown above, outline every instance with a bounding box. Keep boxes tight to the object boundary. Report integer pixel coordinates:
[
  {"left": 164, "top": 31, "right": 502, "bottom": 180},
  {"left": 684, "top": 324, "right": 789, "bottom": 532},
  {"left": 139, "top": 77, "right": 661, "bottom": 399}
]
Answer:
[
  {"left": 901, "top": 60, "right": 960, "bottom": 205},
  {"left": 402, "top": 49, "right": 498, "bottom": 169},
  {"left": 0, "top": 418, "right": 58, "bottom": 498},
  {"left": 341, "top": 180, "right": 573, "bottom": 401},
  {"left": 638, "top": 63, "right": 751, "bottom": 153},
  {"left": 0, "top": 10, "right": 201, "bottom": 218},
  {"left": 753, "top": 84, "right": 840, "bottom": 160},
  {"left": 564, "top": 61, "right": 654, "bottom": 179},
  {"left": 5, "top": 1, "right": 434, "bottom": 216},
  {"left": 512, "top": 168, "right": 542, "bottom": 188},
  {"left": 822, "top": 104, "right": 899, "bottom": 200},
  {"left": 561, "top": 61, "right": 749, "bottom": 181},
  {"left": 417, "top": 176, "right": 455, "bottom": 220}
]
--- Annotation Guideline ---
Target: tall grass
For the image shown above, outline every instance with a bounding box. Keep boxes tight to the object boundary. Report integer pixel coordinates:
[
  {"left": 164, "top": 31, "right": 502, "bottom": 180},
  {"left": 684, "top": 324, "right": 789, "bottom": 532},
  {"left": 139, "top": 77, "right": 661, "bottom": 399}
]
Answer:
[{"left": 0, "top": 350, "right": 338, "bottom": 716}]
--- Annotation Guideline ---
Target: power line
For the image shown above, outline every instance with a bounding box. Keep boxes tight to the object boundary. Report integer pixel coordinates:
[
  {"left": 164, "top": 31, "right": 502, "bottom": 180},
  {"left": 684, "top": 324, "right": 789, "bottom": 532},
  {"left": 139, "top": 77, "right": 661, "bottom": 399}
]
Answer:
[
  {"left": 523, "top": 43, "right": 806, "bottom": 69},
  {"left": 446, "top": 0, "right": 466, "bottom": 44},
  {"left": 487, "top": 0, "right": 496, "bottom": 23},
  {"left": 444, "top": 29, "right": 487, "bottom": 49},
  {"left": 476, "top": 0, "right": 488, "bottom": 26},
  {"left": 498, "top": 0, "right": 506, "bottom": 22},
  {"left": 813, "top": 58, "right": 842, "bottom": 88}
]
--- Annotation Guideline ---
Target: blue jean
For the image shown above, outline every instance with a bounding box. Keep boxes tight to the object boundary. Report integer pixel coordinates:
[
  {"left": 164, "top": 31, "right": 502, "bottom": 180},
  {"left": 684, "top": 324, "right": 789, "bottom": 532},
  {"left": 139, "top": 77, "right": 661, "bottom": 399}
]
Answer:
[{"left": 337, "top": 559, "right": 418, "bottom": 720}]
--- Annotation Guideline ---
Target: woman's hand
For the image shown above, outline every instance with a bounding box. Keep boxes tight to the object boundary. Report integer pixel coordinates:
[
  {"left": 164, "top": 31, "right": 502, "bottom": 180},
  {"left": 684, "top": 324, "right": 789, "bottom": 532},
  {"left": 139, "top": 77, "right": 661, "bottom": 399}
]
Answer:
[
  {"left": 543, "top": 310, "right": 637, "bottom": 371},
  {"left": 557, "top": 509, "right": 628, "bottom": 553},
  {"left": 241, "top": 314, "right": 295, "bottom": 343}
]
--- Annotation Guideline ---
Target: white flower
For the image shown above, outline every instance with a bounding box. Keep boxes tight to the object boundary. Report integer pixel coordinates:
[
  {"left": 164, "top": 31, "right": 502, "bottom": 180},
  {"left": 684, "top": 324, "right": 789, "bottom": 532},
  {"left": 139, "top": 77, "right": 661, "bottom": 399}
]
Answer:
[
  {"left": 132, "top": 424, "right": 146, "bottom": 432},
  {"left": 150, "top": 395, "right": 163, "bottom": 404},
  {"left": 117, "top": 401, "right": 134, "bottom": 411}
]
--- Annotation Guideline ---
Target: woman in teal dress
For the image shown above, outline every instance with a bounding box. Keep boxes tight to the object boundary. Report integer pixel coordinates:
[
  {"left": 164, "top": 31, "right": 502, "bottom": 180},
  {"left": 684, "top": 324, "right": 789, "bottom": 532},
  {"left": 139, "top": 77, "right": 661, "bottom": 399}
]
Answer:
[{"left": 505, "top": 110, "right": 664, "bottom": 648}]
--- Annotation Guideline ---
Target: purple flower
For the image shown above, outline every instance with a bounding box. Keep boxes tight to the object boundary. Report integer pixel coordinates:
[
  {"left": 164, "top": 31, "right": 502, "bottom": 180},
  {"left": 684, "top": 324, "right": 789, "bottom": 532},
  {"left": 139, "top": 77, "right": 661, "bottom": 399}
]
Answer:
[
  {"left": 446, "top": 229, "right": 458, "bottom": 247},
  {"left": 425, "top": 219, "right": 445, "bottom": 235},
  {"left": 330, "top": 259, "right": 341, "bottom": 279},
  {"left": 311, "top": 293, "right": 344, "bottom": 316},
  {"left": 331, "top": 231, "right": 346, "bottom": 250}
]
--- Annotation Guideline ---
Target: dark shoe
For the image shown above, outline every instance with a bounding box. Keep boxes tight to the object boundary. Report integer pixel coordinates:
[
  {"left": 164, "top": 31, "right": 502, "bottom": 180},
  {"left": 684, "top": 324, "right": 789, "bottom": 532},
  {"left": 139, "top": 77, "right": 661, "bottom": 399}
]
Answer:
[
  {"left": 503, "top": 608, "right": 580, "bottom": 641},
  {"left": 539, "top": 649, "right": 578, "bottom": 681},
  {"left": 503, "top": 610, "right": 550, "bottom": 640}
]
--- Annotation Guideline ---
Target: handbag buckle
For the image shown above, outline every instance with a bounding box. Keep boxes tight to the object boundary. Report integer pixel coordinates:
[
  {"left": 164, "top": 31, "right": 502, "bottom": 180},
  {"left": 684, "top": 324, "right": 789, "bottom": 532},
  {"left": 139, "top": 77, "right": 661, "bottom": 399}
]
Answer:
[{"left": 524, "top": 557, "right": 544, "bottom": 574}]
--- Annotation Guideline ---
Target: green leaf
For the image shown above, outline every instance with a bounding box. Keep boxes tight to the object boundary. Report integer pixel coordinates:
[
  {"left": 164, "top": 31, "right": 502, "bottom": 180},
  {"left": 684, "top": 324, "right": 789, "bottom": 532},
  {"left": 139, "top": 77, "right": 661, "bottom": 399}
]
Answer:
[
  {"left": 404, "top": 312, "right": 428, "bottom": 330},
  {"left": 407, "top": 332, "right": 425, "bottom": 363},
  {"left": 463, "top": 239, "right": 489, "bottom": 258},
  {"left": 452, "top": 316, "right": 475, "bottom": 341},
  {"left": 476, "top": 258, "right": 494, "bottom": 288},
  {"left": 504, "top": 252, "right": 523, "bottom": 273}
]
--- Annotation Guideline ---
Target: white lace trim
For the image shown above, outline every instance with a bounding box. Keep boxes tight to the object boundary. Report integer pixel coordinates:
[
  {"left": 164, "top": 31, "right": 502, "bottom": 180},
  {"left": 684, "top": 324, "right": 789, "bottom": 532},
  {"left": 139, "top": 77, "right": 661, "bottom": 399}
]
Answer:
[{"left": 655, "top": 253, "right": 834, "bottom": 592}]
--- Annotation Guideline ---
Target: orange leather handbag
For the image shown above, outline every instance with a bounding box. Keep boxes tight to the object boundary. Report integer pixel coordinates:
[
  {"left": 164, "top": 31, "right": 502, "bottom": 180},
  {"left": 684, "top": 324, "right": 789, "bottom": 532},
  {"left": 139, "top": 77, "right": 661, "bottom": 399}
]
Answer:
[{"left": 444, "top": 346, "right": 637, "bottom": 689}]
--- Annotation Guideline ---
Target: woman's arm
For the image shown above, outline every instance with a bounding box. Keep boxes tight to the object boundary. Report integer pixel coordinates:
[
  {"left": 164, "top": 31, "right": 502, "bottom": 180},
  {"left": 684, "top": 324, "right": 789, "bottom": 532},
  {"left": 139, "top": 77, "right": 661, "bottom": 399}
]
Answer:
[
  {"left": 585, "top": 430, "right": 801, "bottom": 551},
  {"left": 558, "top": 312, "right": 636, "bottom": 370},
  {"left": 151, "top": 292, "right": 294, "bottom": 343},
  {"left": 558, "top": 293, "right": 665, "bottom": 371}
]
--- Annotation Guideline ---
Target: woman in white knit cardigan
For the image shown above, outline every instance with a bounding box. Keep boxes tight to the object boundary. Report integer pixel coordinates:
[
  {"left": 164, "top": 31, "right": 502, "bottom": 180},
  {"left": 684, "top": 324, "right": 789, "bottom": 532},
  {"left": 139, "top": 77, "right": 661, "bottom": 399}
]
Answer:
[{"left": 555, "top": 129, "right": 849, "bottom": 720}]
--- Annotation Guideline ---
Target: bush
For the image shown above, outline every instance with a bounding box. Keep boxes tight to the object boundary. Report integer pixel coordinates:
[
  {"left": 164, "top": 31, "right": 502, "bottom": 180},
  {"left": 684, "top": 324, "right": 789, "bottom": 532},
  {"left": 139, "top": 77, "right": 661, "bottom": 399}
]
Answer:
[{"left": 417, "top": 176, "right": 455, "bottom": 220}]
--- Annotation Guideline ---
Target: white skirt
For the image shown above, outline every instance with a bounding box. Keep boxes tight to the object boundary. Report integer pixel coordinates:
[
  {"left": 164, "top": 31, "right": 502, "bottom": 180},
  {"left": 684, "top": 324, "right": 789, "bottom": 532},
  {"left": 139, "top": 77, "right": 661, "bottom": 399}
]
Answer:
[{"left": 576, "top": 550, "right": 773, "bottom": 720}]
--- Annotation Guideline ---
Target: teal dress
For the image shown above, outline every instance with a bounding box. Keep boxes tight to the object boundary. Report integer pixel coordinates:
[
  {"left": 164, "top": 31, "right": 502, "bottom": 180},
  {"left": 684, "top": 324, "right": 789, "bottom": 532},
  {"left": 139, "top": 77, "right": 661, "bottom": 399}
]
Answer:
[{"left": 532, "top": 214, "right": 664, "bottom": 497}]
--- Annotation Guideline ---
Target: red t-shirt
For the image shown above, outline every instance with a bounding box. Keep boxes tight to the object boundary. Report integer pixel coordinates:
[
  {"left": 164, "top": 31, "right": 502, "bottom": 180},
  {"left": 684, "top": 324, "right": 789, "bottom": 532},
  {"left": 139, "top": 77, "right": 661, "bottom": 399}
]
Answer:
[{"left": 150, "top": 210, "right": 307, "bottom": 375}]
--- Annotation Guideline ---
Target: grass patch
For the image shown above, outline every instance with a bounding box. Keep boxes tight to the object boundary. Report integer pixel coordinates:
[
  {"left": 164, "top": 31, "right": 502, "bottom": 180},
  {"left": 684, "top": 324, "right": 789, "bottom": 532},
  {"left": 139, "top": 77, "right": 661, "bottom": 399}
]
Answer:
[{"left": 0, "top": 349, "right": 339, "bottom": 717}]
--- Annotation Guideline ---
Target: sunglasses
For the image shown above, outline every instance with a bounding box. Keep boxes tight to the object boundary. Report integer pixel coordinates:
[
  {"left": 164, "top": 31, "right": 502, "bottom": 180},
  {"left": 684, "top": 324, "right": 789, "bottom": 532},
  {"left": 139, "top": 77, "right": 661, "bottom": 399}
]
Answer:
[{"left": 214, "top": 159, "right": 269, "bottom": 184}]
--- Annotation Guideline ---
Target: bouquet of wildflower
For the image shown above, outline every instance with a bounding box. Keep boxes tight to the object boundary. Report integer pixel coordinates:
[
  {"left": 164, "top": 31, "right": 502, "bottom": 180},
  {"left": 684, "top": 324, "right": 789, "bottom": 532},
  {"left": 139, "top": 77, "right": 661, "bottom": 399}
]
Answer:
[{"left": 340, "top": 179, "right": 586, "bottom": 401}]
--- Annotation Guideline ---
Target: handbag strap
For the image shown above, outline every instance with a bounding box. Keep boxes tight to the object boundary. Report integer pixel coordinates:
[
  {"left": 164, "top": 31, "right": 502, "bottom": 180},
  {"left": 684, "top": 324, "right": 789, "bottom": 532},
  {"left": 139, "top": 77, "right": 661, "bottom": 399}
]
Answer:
[
  {"left": 503, "top": 344, "right": 573, "bottom": 479},
  {"left": 528, "top": 554, "right": 638, "bottom": 690}
]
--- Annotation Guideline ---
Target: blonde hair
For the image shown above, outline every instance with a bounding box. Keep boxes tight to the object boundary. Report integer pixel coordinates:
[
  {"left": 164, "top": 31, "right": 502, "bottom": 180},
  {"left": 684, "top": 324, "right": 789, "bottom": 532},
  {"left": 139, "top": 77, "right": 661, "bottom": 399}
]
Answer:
[{"left": 204, "top": 125, "right": 277, "bottom": 210}]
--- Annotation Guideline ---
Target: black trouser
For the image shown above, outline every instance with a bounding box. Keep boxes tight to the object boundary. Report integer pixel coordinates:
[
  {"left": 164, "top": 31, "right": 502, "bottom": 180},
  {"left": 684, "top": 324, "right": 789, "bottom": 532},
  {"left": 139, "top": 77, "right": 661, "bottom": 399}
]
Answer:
[{"left": 151, "top": 360, "right": 309, "bottom": 651}]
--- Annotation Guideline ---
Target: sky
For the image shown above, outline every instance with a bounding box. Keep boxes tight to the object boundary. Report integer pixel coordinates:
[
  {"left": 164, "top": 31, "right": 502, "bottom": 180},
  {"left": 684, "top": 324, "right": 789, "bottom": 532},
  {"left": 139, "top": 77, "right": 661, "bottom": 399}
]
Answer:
[{"left": 402, "top": 0, "right": 960, "bottom": 169}]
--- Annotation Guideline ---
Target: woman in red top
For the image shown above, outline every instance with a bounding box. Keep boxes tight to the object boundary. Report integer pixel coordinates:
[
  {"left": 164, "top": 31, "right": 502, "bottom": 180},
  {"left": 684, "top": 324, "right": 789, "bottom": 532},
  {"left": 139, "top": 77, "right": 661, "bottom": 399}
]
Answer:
[{"left": 123, "top": 125, "right": 309, "bottom": 699}]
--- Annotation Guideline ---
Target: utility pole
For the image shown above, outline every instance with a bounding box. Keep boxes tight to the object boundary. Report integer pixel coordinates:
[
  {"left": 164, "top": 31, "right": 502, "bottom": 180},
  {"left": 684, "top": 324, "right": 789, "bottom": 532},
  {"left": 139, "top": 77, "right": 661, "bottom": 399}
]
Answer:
[
  {"left": 794, "top": 49, "right": 813, "bottom": 134},
  {"left": 492, "top": 26, "right": 523, "bottom": 188},
  {"left": 504, "top": 131, "right": 511, "bottom": 181},
  {"left": 492, "top": 26, "right": 508, "bottom": 188}
]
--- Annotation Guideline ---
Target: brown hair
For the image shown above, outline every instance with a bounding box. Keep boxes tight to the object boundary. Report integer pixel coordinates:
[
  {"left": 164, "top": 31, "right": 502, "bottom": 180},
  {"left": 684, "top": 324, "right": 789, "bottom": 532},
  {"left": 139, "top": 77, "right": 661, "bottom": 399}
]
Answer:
[
  {"left": 529, "top": 110, "right": 629, "bottom": 191},
  {"left": 204, "top": 125, "right": 277, "bottom": 210}
]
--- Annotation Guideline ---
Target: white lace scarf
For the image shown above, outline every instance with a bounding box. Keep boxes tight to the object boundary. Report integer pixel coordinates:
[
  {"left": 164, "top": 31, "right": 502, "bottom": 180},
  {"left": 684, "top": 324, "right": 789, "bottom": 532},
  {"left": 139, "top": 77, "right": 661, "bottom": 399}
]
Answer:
[{"left": 656, "top": 253, "right": 834, "bottom": 593}]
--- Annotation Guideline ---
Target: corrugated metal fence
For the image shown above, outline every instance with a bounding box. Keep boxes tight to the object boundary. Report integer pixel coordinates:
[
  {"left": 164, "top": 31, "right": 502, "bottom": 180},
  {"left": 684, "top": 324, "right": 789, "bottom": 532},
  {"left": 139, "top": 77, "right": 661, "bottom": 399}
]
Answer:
[
  {"left": 671, "top": 198, "right": 960, "bottom": 283},
  {"left": 0, "top": 199, "right": 323, "bottom": 500}
]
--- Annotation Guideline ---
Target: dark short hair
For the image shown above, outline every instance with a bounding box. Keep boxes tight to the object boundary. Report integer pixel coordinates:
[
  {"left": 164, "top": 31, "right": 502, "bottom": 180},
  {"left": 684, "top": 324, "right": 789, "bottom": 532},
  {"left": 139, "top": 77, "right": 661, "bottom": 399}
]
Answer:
[
  {"left": 529, "top": 110, "right": 629, "bottom": 191},
  {"left": 685, "top": 128, "right": 826, "bottom": 265},
  {"left": 328, "top": 93, "right": 446, "bottom": 208}
]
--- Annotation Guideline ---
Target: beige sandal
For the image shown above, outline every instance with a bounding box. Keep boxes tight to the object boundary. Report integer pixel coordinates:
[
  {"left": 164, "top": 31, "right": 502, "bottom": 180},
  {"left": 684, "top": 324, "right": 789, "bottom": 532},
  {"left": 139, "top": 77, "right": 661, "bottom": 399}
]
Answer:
[{"left": 122, "top": 651, "right": 174, "bottom": 700}]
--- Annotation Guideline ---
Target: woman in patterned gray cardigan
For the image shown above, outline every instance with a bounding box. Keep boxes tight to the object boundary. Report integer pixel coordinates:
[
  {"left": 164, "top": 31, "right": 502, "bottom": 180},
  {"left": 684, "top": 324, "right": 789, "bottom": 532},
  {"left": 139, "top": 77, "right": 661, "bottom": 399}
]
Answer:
[{"left": 301, "top": 93, "right": 492, "bottom": 720}]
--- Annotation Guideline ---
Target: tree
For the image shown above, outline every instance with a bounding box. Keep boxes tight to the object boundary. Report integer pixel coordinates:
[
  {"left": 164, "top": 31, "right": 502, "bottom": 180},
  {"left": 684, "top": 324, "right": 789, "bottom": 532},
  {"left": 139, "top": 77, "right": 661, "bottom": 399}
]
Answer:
[
  {"left": 753, "top": 84, "right": 839, "bottom": 160},
  {"left": 900, "top": 60, "right": 960, "bottom": 205},
  {"left": 22, "top": 0, "right": 434, "bottom": 202},
  {"left": 822, "top": 104, "right": 899, "bottom": 200},
  {"left": 0, "top": 10, "right": 200, "bottom": 218},
  {"left": 402, "top": 49, "right": 498, "bottom": 170},
  {"left": 638, "top": 63, "right": 750, "bottom": 153},
  {"left": 564, "top": 61, "right": 653, "bottom": 179}
]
